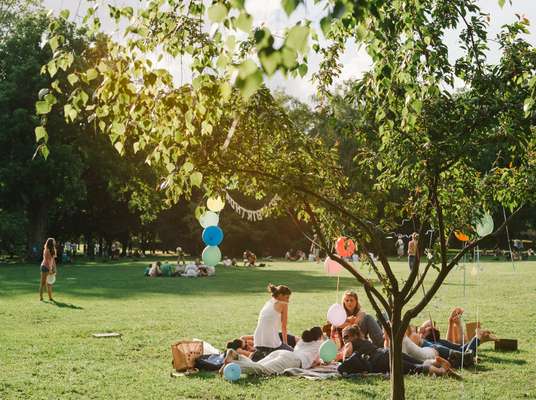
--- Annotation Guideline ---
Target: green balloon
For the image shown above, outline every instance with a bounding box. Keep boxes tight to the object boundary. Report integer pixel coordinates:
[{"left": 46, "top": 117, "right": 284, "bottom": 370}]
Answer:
[
  {"left": 202, "top": 246, "right": 221, "bottom": 267},
  {"left": 475, "top": 212, "right": 494, "bottom": 237},
  {"left": 319, "top": 340, "right": 337, "bottom": 363}
]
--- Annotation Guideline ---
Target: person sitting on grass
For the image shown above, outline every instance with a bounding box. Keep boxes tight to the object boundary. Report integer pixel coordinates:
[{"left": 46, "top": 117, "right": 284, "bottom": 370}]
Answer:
[
  {"left": 251, "top": 284, "right": 293, "bottom": 361},
  {"left": 337, "top": 325, "right": 453, "bottom": 377},
  {"left": 329, "top": 290, "right": 384, "bottom": 348},
  {"left": 148, "top": 261, "right": 162, "bottom": 277},
  {"left": 222, "top": 327, "right": 323, "bottom": 376}
]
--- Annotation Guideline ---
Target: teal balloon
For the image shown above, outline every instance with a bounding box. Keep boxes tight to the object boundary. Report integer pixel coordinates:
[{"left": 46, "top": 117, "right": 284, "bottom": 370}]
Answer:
[
  {"left": 475, "top": 213, "right": 494, "bottom": 237},
  {"left": 319, "top": 340, "right": 337, "bottom": 363},
  {"left": 223, "top": 363, "right": 241, "bottom": 381},
  {"left": 202, "top": 246, "right": 221, "bottom": 267}
]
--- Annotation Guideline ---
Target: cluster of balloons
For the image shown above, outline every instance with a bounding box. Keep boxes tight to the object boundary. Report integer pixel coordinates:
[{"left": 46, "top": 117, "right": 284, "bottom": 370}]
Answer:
[
  {"left": 324, "top": 236, "right": 357, "bottom": 276},
  {"left": 199, "top": 196, "right": 225, "bottom": 266}
]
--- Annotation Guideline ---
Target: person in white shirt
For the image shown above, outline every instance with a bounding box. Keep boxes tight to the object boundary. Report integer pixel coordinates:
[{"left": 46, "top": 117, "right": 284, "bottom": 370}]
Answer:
[
  {"left": 251, "top": 284, "right": 292, "bottom": 361},
  {"left": 222, "top": 327, "right": 324, "bottom": 375}
]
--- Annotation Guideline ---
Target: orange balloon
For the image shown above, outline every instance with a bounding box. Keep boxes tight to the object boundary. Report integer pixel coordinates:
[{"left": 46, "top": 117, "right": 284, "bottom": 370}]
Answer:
[
  {"left": 454, "top": 230, "right": 470, "bottom": 242},
  {"left": 336, "top": 237, "right": 356, "bottom": 257}
]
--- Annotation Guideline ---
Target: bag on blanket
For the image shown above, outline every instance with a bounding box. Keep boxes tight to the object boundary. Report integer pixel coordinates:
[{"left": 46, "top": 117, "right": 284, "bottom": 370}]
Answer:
[
  {"left": 171, "top": 341, "right": 203, "bottom": 372},
  {"left": 195, "top": 354, "right": 225, "bottom": 371}
]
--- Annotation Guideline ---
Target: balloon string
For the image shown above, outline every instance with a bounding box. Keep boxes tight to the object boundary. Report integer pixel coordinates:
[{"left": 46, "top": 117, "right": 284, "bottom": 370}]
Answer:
[{"left": 336, "top": 275, "right": 340, "bottom": 304}]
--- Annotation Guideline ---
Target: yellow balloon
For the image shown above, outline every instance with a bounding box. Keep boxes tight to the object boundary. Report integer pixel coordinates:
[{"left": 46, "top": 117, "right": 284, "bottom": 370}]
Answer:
[{"left": 207, "top": 196, "right": 225, "bottom": 212}]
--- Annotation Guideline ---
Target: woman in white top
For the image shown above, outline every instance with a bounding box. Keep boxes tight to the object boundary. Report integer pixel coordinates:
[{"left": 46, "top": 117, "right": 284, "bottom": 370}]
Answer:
[
  {"left": 252, "top": 284, "right": 293, "bottom": 361},
  {"left": 223, "top": 327, "right": 323, "bottom": 375}
]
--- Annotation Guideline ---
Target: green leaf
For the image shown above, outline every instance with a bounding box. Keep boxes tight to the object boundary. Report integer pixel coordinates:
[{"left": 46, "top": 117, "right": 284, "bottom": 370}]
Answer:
[
  {"left": 190, "top": 171, "right": 203, "bottom": 187},
  {"left": 44, "top": 93, "right": 57, "bottom": 105},
  {"left": 236, "top": 12, "right": 252, "bottom": 32},
  {"left": 86, "top": 69, "right": 98, "bottom": 81},
  {"left": 208, "top": 3, "right": 228, "bottom": 22},
  {"left": 259, "top": 50, "right": 281, "bottom": 76},
  {"left": 47, "top": 61, "right": 57, "bottom": 77},
  {"left": 286, "top": 25, "right": 309, "bottom": 53},
  {"left": 523, "top": 97, "right": 534, "bottom": 116},
  {"left": 64, "top": 104, "right": 77, "bottom": 122},
  {"left": 238, "top": 60, "right": 258, "bottom": 79},
  {"left": 114, "top": 141, "right": 124, "bottom": 155},
  {"left": 36, "top": 101, "right": 52, "bottom": 115},
  {"left": 498, "top": 0, "right": 505, "bottom": 8},
  {"left": 59, "top": 9, "right": 70, "bottom": 19},
  {"left": 40, "top": 145, "right": 50, "bottom": 160},
  {"left": 183, "top": 161, "right": 194, "bottom": 173},
  {"left": 298, "top": 63, "right": 308, "bottom": 77},
  {"left": 49, "top": 36, "right": 59, "bottom": 52},
  {"left": 282, "top": 0, "right": 299, "bottom": 16},
  {"left": 35, "top": 126, "right": 47, "bottom": 142},
  {"left": 320, "top": 16, "right": 332, "bottom": 36},
  {"left": 230, "top": 0, "right": 245, "bottom": 9},
  {"left": 281, "top": 46, "right": 298, "bottom": 69},
  {"left": 236, "top": 69, "right": 262, "bottom": 98},
  {"left": 67, "top": 74, "right": 78, "bottom": 86}
]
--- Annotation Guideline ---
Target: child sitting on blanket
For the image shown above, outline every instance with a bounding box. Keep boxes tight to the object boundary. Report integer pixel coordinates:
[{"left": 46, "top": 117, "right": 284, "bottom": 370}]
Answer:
[{"left": 222, "top": 327, "right": 323, "bottom": 376}]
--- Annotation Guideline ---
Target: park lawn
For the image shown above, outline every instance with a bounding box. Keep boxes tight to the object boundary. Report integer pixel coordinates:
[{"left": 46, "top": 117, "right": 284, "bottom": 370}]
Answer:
[{"left": 1, "top": 258, "right": 535, "bottom": 400}]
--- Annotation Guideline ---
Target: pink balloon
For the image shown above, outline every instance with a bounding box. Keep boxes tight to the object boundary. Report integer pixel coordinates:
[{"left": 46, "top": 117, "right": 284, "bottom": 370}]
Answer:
[
  {"left": 327, "top": 303, "right": 347, "bottom": 327},
  {"left": 324, "top": 257, "right": 343, "bottom": 276}
]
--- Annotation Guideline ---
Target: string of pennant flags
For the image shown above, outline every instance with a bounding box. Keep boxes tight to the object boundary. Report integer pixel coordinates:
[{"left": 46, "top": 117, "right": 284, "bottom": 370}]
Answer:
[{"left": 224, "top": 191, "right": 281, "bottom": 221}]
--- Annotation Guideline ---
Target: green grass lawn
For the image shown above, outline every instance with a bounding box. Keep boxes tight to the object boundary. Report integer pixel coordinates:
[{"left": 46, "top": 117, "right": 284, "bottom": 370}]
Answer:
[{"left": 1, "top": 257, "right": 535, "bottom": 399}]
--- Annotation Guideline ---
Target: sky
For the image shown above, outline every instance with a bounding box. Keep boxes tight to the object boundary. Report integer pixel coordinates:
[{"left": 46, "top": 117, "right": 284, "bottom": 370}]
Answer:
[{"left": 43, "top": 0, "right": 536, "bottom": 102}]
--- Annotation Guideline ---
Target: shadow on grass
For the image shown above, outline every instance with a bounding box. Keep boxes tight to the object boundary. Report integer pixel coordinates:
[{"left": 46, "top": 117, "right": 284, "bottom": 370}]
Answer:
[
  {"left": 478, "top": 353, "right": 526, "bottom": 365},
  {"left": 0, "top": 263, "right": 380, "bottom": 300},
  {"left": 47, "top": 300, "right": 84, "bottom": 310}
]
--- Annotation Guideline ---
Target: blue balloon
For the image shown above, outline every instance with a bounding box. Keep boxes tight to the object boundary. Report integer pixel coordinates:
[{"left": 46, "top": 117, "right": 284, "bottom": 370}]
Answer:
[
  {"left": 223, "top": 363, "right": 241, "bottom": 382},
  {"left": 202, "top": 225, "right": 224, "bottom": 246}
]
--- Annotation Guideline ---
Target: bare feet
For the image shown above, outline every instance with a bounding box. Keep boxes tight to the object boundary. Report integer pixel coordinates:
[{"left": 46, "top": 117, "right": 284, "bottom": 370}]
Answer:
[
  {"left": 435, "top": 356, "right": 452, "bottom": 370},
  {"left": 428, "top": 365, "right": 447, "bottom": 376},
  {"left": 476, "top": 329, "right": 497, "bottom": 343}
]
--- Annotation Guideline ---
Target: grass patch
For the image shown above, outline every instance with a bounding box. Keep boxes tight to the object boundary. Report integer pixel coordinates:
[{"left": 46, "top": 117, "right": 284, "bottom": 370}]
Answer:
[{"left": 1, "top": 258, "right": 536, "bottom": 399}]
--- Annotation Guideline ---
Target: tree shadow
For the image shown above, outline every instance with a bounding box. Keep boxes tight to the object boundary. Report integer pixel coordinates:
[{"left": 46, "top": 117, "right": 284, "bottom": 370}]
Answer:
[
  {"left": 1, "top": 263, "right": 381, "bottom": 300},
  {"left": 477, "top": 353, "right": 526, "bottom": 365}
]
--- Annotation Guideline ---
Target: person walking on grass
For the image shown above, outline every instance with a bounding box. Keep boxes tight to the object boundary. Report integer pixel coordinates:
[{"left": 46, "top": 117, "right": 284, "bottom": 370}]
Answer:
[
  {"left": 39, "top": 238, "right": 57, "bottom": 301},
  {"left": 408, "top": 232, "right": 419, "bottom": 271}
]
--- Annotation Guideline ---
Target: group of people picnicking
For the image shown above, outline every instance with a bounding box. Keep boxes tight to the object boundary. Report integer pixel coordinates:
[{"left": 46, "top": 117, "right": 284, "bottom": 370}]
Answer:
[{"left": 221, "top": 284, "right": 497, "bottom": 378}]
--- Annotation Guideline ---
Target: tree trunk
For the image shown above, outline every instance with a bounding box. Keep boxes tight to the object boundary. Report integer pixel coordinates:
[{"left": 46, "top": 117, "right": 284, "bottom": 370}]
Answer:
[
  {"left": 390, "top": 306, "right": 406, "bottom": 400},
  {"left": 26, "top": 202, "right": 48, "bottom": 261}
]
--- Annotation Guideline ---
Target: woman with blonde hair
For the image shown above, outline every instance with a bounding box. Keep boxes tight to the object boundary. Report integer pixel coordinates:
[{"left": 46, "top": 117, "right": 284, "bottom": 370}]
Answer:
[{"left": 39, "top": 238, "right": 57, "bottom": 301}]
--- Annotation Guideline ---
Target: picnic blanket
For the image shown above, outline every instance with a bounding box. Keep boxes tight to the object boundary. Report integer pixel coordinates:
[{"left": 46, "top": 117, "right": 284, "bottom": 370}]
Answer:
[
  {"left": 282, "top": 364, "right": 389, "bottom": 381},
  {"left": 282, "top": 364, "right": 341, "bottom": 380}
]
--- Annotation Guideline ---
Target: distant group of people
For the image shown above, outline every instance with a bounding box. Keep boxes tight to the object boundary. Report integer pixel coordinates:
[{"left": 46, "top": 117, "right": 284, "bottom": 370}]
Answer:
[{"left": 221, "top": 284, "right": 497, "bottom": 378}]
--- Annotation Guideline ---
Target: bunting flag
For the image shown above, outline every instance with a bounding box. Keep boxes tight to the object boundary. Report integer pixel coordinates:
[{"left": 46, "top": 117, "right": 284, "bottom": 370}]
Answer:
[{"left": 224, "top": 191, "right": 281, "bottom": 221}]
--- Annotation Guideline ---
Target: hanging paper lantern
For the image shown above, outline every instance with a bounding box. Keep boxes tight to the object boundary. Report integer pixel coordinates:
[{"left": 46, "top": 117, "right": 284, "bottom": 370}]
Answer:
[
  {"left": 335, "top": 237, "right": 356, "bottom": 257},
  {"left": 454, "top": 230, "right": 470, "bottom": 242},
  {"left": 324, "top": 257, "right": 343, "bottom": 276},
  {"left": 207, "top": 196, "right": 225, "bottom": 212},
  {"left": 327, "top": 303, "right": 347, "bottom": 327},
  {"left": 202, "top": 226, "right": 224, "bottom": 246},
  {"left": 319, "top": 340, "right": 338, "bottom": 363},
  {"left": 202, "top": 246, "right": 222, "bottom": 266},
  {"left": 475, "top": 213, "right": 494, "bottom": 237},
  {"left": 199, "top": 211, "right": 219, "bottom": 228}
]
